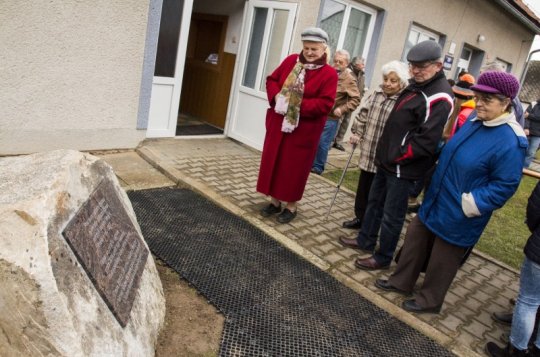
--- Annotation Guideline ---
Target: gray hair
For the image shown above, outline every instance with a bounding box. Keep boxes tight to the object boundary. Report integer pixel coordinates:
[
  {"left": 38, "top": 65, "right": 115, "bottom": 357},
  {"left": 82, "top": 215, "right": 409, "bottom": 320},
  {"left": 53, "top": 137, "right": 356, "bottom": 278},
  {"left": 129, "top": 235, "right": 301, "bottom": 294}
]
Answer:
[
  {"left": 334, "top": 49, "right": 351, "bottom": 62},
  {"left": 381, "top": 60, "right": 410, "bottom": 88},
  {"left": 481, "top": 61, "right": 505, "bottom": 73},
  {"left": 351, "top": 56, "right": 365, "bottom": 65}
]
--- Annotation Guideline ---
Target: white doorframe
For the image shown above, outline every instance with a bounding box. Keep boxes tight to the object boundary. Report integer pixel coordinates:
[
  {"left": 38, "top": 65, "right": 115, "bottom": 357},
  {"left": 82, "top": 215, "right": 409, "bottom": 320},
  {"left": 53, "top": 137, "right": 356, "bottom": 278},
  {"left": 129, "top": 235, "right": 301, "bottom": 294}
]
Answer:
[
  {"left": 146, "top": 0, "right": 193, "bottom": 138},
  {"left": 227, "top": 0, "right": 297, "bottom": 150}
]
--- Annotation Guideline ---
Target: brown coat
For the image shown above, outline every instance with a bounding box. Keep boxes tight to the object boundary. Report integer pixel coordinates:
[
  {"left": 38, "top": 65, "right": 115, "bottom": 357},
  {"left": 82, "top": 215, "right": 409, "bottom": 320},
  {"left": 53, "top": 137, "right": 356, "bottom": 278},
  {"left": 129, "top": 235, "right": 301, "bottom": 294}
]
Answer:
[{"left": 328, "top": 68, "right": 360, "bottom": 120}]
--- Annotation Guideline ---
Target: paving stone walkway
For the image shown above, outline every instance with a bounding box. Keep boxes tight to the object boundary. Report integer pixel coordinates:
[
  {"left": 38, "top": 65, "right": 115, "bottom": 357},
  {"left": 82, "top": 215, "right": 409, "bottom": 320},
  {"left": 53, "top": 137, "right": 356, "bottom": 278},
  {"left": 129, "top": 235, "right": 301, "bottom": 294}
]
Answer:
[{"left": 106, "top": 137, "right": 531, "bottom": 356}]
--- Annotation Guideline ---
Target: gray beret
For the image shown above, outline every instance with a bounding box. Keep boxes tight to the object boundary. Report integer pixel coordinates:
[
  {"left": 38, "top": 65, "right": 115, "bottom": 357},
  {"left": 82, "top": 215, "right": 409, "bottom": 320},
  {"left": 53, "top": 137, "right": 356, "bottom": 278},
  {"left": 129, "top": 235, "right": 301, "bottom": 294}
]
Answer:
[
  {"left": 407, "top": 40, "right": 442, "bottom": 62},
  {"left": 301, "top": 27, "right": 329, "bottom": 43}
]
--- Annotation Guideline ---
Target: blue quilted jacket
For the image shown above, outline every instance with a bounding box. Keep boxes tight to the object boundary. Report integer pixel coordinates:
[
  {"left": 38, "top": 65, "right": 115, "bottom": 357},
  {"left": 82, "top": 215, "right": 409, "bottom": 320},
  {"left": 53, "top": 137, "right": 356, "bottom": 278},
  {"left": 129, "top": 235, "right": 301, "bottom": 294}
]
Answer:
[{"left": 419, "top": 113, "right": 527, "bottom": 247}]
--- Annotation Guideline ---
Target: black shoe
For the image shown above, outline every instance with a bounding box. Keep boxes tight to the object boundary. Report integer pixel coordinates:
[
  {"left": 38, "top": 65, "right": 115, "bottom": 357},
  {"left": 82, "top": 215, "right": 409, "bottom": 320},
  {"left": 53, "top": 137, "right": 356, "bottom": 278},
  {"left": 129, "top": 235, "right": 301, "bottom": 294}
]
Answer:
[
  {"left": 342, "top": 218, "right": 362, "bottom": 229},
  {"left": 375, "top": 279, "right": 411, "bottom": 296},
  {"left": 260, "top": 203, "right": 281, "bottom": 217},
  {"left": 277, "top": 208, "right": 297, "bottom": 224},
  {"left": 492, "top": 312, "right": 513, "bottom": 326},
  {"left": 485, "top": 342, "right": 527, "bottom": 357},
  {"left": 310, "top": 167, "right": 322, "bottom": 175},
  {"left": 402, "top": 299, "right": 441, "bottom": 314},
  {"left": 333, "top": 143, "right": 345, "bottom": 151}
]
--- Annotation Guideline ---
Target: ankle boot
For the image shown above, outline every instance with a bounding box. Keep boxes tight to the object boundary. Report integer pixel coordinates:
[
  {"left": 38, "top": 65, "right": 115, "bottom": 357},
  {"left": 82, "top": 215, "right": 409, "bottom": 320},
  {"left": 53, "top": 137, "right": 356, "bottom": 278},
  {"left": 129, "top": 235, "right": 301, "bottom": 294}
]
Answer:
[{"left": 485, "top": 342, "right": 527, "bottom": 357}]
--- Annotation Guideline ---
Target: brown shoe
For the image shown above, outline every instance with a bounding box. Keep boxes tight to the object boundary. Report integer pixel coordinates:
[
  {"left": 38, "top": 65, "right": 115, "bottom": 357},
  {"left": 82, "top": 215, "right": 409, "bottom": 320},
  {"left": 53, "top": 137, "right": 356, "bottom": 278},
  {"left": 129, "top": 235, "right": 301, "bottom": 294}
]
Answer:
[
  {"left": 354, "top": 256, "right": 389, "bottom": 270},
  {"left": 338, "top": 236, "right": 372, "bottom": 254}
]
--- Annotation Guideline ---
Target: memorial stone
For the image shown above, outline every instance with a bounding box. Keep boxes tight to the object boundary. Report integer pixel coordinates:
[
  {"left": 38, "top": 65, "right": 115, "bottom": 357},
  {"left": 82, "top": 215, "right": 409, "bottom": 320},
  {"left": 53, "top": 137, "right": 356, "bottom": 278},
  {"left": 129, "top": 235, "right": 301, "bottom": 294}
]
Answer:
[{"left": 0, "top": 150, "right": 165, "bottom": 356}]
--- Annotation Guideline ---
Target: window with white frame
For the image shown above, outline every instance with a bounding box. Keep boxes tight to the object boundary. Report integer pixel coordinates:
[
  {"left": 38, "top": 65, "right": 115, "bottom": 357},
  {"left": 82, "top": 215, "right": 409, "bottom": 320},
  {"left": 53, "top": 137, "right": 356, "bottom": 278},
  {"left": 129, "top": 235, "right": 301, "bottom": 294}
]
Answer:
[
  {"left": 402, "top": 25, "right": 440, "bottom": 61},
  {"left": 319, "top": 0, "right": 376, "bottom": 61}
]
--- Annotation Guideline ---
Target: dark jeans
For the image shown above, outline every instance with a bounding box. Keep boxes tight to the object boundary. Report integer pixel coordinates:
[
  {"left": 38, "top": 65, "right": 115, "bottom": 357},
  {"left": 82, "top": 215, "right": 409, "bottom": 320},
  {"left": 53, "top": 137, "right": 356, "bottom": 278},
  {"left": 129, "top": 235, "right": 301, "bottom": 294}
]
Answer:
[
  {"left": 355, "top": 169, "right": 414, "bottom": 265},
  {"left": 409, "top": 164, "right": 436, "bottom": 199},
  {"left": 354, "top": 170, "right": 375, "bottom": 221}
]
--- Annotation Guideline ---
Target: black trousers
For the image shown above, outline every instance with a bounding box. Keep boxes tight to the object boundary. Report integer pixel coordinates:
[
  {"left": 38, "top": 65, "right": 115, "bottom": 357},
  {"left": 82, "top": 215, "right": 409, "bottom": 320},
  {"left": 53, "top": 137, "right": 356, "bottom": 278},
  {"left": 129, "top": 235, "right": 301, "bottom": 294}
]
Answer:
[{"left": 354, "top": 170, "right": 375, "bottom": 220}]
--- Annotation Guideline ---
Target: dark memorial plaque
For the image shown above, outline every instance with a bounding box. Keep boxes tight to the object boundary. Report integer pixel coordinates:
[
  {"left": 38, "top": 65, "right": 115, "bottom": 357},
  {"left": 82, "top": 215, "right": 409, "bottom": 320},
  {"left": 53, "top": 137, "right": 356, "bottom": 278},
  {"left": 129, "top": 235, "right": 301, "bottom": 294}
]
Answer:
[{"left": 62, "top": 179, "right": 149, "bottom": 327}]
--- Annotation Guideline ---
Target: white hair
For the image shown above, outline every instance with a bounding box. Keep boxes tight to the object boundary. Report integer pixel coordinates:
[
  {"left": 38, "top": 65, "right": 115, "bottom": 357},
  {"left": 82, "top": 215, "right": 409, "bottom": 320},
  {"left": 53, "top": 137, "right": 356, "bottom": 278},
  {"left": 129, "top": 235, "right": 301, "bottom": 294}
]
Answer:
[
  {"left": 381, "top": 60, "right": 410, "bottom": 88},
  {"left": 334, "top": 49, "right": 351, "bottom": 62},
  {"left": 481, "top": 61, "right": 505, "bottom": 73}
]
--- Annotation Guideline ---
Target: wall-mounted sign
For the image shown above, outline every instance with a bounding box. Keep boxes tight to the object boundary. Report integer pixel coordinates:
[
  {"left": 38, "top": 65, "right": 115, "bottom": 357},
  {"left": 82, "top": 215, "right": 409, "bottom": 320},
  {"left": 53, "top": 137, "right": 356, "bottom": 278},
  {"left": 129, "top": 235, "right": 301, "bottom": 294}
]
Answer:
[
  {"left": 448, "top": 42, "right": 457, "bottom": 55},
  {"left": 443, "top": 55, "right": 454, "bottom": 71}
]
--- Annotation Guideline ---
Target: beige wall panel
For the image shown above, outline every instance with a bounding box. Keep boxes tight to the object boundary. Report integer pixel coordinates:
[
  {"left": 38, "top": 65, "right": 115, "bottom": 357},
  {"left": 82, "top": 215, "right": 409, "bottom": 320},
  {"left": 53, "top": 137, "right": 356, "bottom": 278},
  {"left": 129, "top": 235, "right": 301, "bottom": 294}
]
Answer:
[
  {"left": 283, "top": 0, "right": 534, "bottom": 87},
  {"left": 365, "top": 0, "right": 534, "bottom": 83},
  {"left": 0, "top": 1, "right": 149, "bottom": 154}
]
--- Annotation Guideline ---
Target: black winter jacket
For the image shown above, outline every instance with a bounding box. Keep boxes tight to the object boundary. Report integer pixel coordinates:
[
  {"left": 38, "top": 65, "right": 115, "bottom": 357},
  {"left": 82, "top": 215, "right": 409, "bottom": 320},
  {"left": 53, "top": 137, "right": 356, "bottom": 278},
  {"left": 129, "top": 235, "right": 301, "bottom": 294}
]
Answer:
[
  {"left": 524, "top": 181, "right": 540, "bottom": 265},
  {"left": 375, "top": 71, "right": 454, "bottom": 180},
  {"left": 525, "top": 101, "right": 540, "bottom": 137}
]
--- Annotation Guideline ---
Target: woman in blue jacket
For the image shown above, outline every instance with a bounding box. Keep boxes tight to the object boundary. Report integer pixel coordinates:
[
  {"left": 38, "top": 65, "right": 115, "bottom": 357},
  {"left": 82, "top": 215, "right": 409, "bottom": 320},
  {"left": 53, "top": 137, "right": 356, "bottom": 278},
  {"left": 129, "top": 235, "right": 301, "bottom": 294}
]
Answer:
[{"left": 375, "top": 71, "right": 527, "bottom": 314}]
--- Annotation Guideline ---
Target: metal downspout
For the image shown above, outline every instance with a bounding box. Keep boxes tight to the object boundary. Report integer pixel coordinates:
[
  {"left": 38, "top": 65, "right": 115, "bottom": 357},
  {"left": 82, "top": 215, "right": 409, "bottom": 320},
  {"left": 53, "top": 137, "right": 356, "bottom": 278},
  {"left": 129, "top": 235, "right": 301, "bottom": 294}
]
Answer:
[{"left": 520, "top": 49, "right": 540, "bottom": 86}]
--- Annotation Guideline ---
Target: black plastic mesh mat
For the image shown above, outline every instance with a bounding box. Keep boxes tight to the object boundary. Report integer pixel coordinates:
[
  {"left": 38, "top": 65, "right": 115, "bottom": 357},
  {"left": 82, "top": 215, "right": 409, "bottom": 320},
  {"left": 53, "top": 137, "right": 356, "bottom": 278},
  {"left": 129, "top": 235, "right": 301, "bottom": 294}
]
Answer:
[{"left": 128, "top": 187, "right": 453, "bottom": 357}]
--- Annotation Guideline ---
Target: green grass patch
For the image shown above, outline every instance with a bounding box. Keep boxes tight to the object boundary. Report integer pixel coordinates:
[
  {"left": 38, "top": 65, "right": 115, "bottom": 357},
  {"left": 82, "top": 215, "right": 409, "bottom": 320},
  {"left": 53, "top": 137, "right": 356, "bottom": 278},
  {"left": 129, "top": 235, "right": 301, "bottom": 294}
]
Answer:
[
  {"left": 322, "top": 168, "right": 360, "bottom": 192},
  {"left": 322, "top": 169, "right": 538, "bottom": 270},
  {"left": 477, "top": 176, "right": 536, "bottom": 269}
]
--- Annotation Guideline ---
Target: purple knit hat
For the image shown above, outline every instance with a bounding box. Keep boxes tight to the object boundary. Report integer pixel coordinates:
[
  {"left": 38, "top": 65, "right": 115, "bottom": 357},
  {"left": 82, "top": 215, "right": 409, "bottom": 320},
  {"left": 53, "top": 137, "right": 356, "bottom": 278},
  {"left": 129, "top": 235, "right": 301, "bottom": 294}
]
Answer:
[{"left": 470, "top": 71, "right": 520, "bottom": 99}]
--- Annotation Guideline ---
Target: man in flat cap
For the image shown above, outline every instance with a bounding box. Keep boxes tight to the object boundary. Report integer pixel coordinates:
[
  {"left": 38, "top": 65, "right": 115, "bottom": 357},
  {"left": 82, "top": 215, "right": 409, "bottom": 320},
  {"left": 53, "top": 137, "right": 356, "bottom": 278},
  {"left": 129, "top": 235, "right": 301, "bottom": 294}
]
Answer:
[
  {"left": 312, "top": 49, "right": 360, "bottom": 175},
  {"left": 339, "top": 40, "right": 454, "bottom": 271}
]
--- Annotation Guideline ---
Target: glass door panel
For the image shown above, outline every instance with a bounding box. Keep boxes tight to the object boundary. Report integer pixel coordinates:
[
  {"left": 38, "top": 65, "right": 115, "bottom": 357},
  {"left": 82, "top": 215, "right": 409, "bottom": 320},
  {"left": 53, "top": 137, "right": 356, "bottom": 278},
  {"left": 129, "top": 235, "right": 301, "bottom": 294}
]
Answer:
[
  {"left": 320, "top": 0, "right": 346, "bottom": 50},
  {"left": 343, "top": 8, "right": 371, "bottom": 58},
  {"left": 242, "top": 8, "right": 268, "bottom": 88},
  {"left": 259, "top": 9, "right": 288, "bottom": 92}
]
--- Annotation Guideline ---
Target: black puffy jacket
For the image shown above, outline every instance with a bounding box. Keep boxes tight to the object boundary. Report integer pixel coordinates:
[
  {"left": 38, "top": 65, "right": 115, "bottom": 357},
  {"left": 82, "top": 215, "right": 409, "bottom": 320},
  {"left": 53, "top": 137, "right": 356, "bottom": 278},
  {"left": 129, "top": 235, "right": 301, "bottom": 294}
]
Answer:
[
  {"left": 375, "top": 70, "right": 454, "bottom": 180},
  {"left": 525, "top": 101, "right": 540, "bottom": 137},
  {"left": 524, "top": 181, "right": 540, "bottom": 265}
]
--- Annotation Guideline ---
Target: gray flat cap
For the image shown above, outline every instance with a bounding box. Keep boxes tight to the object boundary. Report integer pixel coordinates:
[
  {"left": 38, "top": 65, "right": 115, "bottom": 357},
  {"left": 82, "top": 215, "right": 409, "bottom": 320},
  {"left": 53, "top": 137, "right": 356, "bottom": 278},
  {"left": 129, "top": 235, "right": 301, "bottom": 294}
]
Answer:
[
  {"left": 407, "top": 40, "right": 442, "bottom": 62},
  {"left": 301, "top": 27, "right": 329, "bottom": 43}
]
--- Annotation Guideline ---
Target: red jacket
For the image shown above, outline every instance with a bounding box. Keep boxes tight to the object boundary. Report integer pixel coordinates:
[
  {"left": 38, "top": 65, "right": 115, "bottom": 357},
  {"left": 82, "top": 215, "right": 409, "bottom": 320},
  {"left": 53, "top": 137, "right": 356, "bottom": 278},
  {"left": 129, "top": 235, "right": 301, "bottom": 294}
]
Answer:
[{"left": 256, "top": 54, "right": 338, "bottom": 202}]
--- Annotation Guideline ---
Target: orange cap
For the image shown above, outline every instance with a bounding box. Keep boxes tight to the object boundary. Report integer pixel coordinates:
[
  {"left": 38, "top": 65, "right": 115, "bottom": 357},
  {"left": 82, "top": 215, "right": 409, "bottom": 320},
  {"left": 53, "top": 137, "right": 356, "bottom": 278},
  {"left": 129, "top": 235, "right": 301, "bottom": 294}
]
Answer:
[{"left": 459, "top": 73, "right": 475, "bottom": 84}]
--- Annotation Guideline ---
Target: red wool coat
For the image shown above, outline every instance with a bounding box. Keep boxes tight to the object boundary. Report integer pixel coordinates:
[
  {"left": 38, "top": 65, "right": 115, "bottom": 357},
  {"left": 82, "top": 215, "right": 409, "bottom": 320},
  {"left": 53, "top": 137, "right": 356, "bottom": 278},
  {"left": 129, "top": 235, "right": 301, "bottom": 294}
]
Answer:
[{"left": 256, "top": 54, "right": 338, "bottom": 202}]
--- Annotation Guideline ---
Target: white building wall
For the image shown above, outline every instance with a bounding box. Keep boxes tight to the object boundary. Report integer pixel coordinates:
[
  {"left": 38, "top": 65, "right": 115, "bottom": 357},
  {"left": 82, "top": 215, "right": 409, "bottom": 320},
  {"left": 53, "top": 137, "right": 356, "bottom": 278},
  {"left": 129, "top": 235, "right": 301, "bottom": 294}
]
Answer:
[{"left": 0, "top": 1, "right": 149, "bottom": 155}]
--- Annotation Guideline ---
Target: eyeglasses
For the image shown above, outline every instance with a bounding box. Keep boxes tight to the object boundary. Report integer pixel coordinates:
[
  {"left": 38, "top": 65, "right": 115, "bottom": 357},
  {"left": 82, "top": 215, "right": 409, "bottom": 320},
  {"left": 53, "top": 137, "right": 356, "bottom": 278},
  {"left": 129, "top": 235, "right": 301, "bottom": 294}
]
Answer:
[
  {"left": 408, "top": 61, "right": 436, "bottom": 70},
  {"left": 473, "top": 93, "right": 507, "bottom": 104}
]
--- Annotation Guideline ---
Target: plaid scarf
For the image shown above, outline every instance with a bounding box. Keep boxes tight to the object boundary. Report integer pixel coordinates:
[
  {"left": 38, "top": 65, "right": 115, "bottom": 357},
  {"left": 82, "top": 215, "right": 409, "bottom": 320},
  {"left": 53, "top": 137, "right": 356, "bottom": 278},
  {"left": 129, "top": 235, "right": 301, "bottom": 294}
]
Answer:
[{"left": 275, "top": 53, "right": 326, "bottom": 133}]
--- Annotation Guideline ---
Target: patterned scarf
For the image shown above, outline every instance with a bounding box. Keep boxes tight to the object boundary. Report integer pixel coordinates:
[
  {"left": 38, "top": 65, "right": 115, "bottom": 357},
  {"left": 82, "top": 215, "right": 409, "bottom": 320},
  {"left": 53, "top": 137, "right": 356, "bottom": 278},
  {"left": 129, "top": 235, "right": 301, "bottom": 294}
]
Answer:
[{"left": 275, "top": 53, "right": 326, "bottom": 133}]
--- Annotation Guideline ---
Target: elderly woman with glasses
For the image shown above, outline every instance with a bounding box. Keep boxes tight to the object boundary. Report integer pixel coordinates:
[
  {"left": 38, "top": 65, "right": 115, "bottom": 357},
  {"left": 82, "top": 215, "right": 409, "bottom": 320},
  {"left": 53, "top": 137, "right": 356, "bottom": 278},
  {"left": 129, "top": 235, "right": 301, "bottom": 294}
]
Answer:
[
  {"left": 257, "top": 27, "right": 338, "bottom": 224},
  {"left": 376, "top": 71, "right": 527, "bottom": 315}
]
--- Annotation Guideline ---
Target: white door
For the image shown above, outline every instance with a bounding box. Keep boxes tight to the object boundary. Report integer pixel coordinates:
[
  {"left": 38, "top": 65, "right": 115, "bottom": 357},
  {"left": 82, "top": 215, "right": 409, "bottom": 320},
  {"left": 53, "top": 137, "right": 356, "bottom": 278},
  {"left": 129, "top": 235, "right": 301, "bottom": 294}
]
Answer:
[
  {"left": 147, "top": 0, "right": 193, "bottom": 138},
  {"left": 456, "top": 47, "right": 472, "bottom": 79},
  {"left": 227, "top": 0, "right": 297, "bottom": 150}
]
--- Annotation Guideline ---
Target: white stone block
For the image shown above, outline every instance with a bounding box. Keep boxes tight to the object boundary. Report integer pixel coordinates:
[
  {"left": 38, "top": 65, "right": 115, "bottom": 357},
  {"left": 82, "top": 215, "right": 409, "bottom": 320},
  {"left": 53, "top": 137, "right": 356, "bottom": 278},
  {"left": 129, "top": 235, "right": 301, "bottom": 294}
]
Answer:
[{"left": 0, "top": 150, "right": 165, "bottom": 356}]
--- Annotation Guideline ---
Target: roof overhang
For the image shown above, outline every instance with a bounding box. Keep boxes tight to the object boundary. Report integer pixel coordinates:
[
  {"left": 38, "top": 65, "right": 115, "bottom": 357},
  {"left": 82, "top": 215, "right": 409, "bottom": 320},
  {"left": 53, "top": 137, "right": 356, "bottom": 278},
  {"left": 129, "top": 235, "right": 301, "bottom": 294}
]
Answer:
[{"left": 495, "top": 0, "right": 540, "bottom": 34}]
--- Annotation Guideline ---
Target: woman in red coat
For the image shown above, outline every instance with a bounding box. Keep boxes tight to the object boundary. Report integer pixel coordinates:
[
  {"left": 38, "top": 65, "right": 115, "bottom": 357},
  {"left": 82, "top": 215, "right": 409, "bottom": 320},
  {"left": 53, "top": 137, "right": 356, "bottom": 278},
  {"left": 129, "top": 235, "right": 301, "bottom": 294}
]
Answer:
[{"left": 257, "top": 27, "right": 338, "bottom": 224}]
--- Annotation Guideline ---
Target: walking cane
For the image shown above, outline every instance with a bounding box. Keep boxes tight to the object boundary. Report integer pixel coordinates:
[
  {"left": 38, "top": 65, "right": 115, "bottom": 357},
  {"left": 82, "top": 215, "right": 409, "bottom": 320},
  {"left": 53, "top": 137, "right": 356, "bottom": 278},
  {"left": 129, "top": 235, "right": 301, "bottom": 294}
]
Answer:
[{"left": 325, "top": 143, "right": 357, "bottom": 220}]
